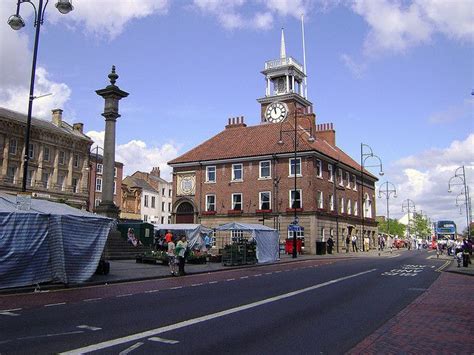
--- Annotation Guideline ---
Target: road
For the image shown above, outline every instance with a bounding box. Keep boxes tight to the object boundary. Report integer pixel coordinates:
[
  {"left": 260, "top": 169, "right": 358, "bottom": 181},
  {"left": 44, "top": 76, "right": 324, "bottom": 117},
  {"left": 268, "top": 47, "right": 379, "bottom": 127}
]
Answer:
[{"left": 0, "top": 250, "right": 447, "bottom": 354}]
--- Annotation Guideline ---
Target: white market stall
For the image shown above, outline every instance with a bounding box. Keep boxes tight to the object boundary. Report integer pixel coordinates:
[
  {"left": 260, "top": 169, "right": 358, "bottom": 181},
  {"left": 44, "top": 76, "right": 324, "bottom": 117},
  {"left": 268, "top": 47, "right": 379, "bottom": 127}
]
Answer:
[
  {"left": 153, "top": 224, "right": 213, "bottom": 250},
  {"left": 216, "top": 222, "right": 279, "bottom": 263},
  {"left": 0, "top": 193, "right": 114, "bottom": 289}
]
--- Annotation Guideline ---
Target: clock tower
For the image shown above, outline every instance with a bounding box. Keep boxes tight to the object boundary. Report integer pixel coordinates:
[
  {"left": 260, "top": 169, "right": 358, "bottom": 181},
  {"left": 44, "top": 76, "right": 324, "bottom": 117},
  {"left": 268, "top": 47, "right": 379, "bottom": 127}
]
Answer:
[{"left": 257, "top": 28, "right": 312, "bottom": 123}]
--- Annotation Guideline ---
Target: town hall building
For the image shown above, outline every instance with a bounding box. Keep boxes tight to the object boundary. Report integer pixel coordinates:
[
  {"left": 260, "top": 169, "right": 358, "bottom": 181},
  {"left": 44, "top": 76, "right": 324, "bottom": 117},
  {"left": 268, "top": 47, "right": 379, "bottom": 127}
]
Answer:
[{"left": 168, "top": 30, "right": 379, "bottom": 254}]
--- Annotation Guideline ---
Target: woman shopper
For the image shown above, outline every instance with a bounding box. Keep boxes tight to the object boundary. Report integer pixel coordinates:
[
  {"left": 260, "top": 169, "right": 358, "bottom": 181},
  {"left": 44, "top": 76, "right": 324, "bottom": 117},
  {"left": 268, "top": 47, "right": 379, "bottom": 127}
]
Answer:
[
  {"left": 167, "top": 237, "right": 178, "bottom": 276},
  {"left": 176, "top": 235, "right": 188, "bottom": 276}
]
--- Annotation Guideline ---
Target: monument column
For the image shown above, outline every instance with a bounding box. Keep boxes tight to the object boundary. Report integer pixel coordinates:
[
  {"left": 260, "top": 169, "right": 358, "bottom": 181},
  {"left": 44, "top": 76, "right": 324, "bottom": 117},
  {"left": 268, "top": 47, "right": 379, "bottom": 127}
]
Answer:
[{"left": 95, "top": 66, "right": 129, "bottom": 218}]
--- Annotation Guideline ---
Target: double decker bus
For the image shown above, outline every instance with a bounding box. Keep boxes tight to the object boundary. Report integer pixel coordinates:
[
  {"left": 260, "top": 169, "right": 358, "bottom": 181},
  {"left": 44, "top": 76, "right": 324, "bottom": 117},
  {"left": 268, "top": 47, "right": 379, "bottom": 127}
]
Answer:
[{"left": 434, "top": 220, "right": 457, "bottom": 247}]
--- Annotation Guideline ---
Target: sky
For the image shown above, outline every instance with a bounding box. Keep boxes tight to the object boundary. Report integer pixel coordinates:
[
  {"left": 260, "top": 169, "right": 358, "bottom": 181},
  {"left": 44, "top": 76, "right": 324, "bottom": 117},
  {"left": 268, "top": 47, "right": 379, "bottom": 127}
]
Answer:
[{"left": 0, "top": 0, "right": 473, "bottom": 230}]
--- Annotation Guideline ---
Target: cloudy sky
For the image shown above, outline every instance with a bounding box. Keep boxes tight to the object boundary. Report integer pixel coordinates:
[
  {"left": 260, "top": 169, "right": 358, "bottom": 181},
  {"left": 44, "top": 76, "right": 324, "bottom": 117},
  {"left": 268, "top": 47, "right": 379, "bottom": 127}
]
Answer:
[{"left": 0, "top": 0, "right": 473, "bottom": 229}]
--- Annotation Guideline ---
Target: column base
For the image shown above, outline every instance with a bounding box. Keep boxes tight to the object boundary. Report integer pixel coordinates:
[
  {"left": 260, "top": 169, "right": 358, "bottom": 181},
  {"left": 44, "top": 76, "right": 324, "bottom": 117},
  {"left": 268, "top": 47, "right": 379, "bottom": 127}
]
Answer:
[{"left": 94, "top": 201, "right": 120, "bottom": 219}]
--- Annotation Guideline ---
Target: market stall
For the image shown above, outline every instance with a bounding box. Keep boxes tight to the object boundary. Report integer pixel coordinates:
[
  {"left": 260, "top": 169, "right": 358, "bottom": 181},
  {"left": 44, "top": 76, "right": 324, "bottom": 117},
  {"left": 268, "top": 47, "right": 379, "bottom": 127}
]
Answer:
[
  {"left": 153, "top": 224, "right": 213, "bottom": 250},
  {"left": 0, "top": 193, "right": 114, "bottom": 289},
  {"left": 216, "top": 222, "right": 279, "bottom": 264}
]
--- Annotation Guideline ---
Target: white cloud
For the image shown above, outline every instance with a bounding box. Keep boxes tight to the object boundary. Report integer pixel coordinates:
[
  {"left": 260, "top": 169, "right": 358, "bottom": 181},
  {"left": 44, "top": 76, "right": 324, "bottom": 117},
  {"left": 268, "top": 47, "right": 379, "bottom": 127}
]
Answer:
[
  {"left": 377, "top": 134, "right": 474, "bottom": 231},
  {"left": 86, "top": 130, "right": 180, "bottom": 181},
  {"left": 429, "top": 98, "right": 474, "bottom": 125},
  {"left": 340, "top": 53, "right": 366, "bottom": 78}
]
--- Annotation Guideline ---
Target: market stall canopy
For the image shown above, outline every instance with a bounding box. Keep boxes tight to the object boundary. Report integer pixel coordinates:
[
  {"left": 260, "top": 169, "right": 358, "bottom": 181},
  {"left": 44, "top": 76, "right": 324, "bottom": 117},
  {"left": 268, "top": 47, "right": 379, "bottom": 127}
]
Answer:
[
  {"left": 153, "top": 224, "right": 213, "bottom": 250},
  {"left": 0, "top": 193, "right": 114, "bottom": 290},
  {"left": 216, "top": 222, "right": 279, "bottom": 263}
]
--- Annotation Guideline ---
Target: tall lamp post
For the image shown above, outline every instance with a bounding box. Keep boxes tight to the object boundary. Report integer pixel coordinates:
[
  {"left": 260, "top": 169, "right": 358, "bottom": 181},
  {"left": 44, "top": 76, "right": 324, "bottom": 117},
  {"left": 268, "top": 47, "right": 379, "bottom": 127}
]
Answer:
[
  {"left": 7, "top": 0, "right": 74, "bottom": 192},
  {"left": 360, "top": 143, "right": 384, "bottom": 251},
  {"left": 378, "top": 181, "right": 397, "bottom": 240},
  {"left": 278, "top": 107, "right": 315, "bottom": 258},
  {"left": 448, "top": 166, "right": 472, "bottom": 238},
  {"left": 402, "top": 199, "right": 416, "bottom": 241}
]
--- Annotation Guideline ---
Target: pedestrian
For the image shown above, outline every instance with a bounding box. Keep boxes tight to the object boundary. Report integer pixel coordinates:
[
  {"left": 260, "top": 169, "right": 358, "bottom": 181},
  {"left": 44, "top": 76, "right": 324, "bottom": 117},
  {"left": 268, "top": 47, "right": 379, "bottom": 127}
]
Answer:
[
  {"left": 351, "top": 235, "right": 358, "bottom": 252},
  {"left": 204, "top": 234, "right": 212, "bottom": 250},
  {"left": 176, "top": 235, "right": 188, "bottom": 276},
  {"left": 167, "top": 237, "right": 178, "bottom": 276},
  {"left": 462, "top": 238, "right": 471, "bottom": 267},
  {"left": 345, "top": 235, "right": 350, "bottom": 253},
  {"left": 364, "top": 235, "right": 370, "bottom": 252},
  {"left": 327, "top": 235, "right": 334, "bottom": 254}
]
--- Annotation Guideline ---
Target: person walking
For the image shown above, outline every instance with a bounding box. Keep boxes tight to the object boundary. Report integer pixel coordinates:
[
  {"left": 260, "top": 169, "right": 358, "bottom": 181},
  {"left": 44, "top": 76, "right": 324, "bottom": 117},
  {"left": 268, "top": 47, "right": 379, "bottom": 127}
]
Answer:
[
  {"left": 167, "top": 237, "right": 178, "bottom": 276},
  {"left": 364, "top": 235, "right": 370, "bottom": 252},
  {"left": 327, "top": 235, "right": 334, "bottom": 254},
  {"left": 351, "top": 235, "right": 358, "bottom": 252},
  {"left": 176, "top": 235, "right": 188, "bottom": 276},
  {"left": 345, "top": 235, "right": 350, "bottom": 253}
]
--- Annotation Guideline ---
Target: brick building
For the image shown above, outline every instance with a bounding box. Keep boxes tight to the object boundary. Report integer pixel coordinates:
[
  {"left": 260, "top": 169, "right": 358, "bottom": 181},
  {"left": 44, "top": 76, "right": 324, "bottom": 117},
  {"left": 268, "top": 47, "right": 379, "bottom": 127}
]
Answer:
[
  {"left": 168, "top": 31, "right": 378, "bottom": 254},
  {"left": 0, "top": 107, "right": 92, "bottom": 209}
]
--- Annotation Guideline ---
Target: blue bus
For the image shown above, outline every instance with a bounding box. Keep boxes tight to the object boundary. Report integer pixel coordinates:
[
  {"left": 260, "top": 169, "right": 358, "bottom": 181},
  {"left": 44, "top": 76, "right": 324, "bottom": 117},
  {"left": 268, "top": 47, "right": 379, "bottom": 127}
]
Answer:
[{"left": 435, "top": 220, "right": 457, "bottom": 246}]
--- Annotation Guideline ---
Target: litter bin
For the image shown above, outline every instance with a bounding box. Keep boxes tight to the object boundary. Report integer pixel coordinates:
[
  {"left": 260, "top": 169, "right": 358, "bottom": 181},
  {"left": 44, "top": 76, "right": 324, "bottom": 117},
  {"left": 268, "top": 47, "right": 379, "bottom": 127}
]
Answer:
[{"left": 316, "top": 241, "right": 327, "bottom": 255}]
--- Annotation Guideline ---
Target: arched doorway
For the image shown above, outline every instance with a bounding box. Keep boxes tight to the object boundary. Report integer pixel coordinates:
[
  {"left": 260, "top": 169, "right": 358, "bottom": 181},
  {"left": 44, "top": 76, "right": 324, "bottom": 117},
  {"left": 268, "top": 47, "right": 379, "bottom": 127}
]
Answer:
[{"left": 175, "top": 202, "right": 195, "bottom": 224}]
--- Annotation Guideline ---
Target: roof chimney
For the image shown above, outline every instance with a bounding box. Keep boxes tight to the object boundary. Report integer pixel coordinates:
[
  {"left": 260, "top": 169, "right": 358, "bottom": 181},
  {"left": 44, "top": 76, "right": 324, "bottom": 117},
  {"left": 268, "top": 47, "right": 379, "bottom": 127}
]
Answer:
[
  {"left": 151, "top": 167, "right": 161, "bottom": 177},
  {"left": 225, "top": 116, "right": 247, "bottom": 129},
  {"left": 316, "top": 122, "right": 336, "bottom": 147},
  {"left": 52, "top": 109, "right": 63, "bottom": 126},
  {"left": 73, "top": 122, "right": 84, "bottom": 133}
]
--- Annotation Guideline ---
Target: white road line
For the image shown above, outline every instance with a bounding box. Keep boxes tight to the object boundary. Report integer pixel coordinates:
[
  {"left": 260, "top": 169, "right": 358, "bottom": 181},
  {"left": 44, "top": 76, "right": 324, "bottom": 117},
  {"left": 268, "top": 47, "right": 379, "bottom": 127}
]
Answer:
[
  {"left": 208, "top": 281, "right": 218, "bottom": 284},
  {"left": 275, "top": 271, "right": 282, "bottom": 273},
  {"left": 116, "top": 294, "right": 133, "bottom": 298},
  {"left": 44, "top": 302, "right": 66, "bottom": 307},
  {"left": 0, "top": 308, "right": 21, "bottom": 312},
  {"left": 170, "top": 286, "right": 182, "bottom": 290},
  {"left": 145, "top": 289, "right": 159, "bottom": 293},
  {"left": 226, "top": 278, "right": 235, "bottom": 281},
  {"left": 60, "top": 269, "right": 376, "bottom": 355},
  {"left": 149, "top": 336, "right": 179, "bottom": 344},
  {"left": 436, "top": 260, "right": 451, "bottom": 272},
  {"left": 265, "top": 272, "right": 272, "bottom": 275},
  {"left": 0, "top": 311, "right": 20, "bottom": 317},
  {"left": 118, "top": 342, "right": 144, "bottom": 355},
  {"left": 191, "top": 283, "right": 203, "bottom": 287},
  {"left": 77, "top": 325, "right": 102, "bottom": 331},
  {"left": 18, "top": 330, "right": 83, "bottom": 341},
  {"left": 254, "top": 274, "right": 262, "bottom": 277},
  {"left": 83, "top": 298, "right": 102, "bottom": 302},
  {"left": 240, "top": 276, "right": 249, "bottom": 279}
]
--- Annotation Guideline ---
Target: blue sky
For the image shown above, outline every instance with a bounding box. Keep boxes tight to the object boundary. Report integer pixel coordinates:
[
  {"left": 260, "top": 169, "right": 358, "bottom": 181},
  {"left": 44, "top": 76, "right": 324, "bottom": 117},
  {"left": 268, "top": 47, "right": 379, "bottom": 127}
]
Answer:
[{"left": 0, "top": 0, "right": 473, "bottom": 229}]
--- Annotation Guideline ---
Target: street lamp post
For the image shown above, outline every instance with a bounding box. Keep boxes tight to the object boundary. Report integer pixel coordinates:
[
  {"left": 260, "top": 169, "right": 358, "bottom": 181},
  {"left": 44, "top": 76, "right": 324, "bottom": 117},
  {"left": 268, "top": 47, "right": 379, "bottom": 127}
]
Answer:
[
  {"left": 7, "top": 0, "right": 74, "bottom": 192},
  {"left": 402, "top": 199, "right": 416, "bottom": 241},
  {"left": 278, "top": 107, "right": 315, "bottom": 258},
  {"left": 360, "top": 143, "right": 384, "bottom": 251},
  {"left": 448, "top": 166, "right": 472, "bottom": 238},
  {"left": 378, "top": 181, "right": 397, "bottom": 243}
]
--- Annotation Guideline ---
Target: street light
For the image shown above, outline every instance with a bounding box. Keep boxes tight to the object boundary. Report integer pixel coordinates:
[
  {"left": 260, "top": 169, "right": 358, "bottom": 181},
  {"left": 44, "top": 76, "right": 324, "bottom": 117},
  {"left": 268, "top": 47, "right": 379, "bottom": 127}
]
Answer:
[
  {"left": 360, "top": 143, "right": 383, "bottom": 251},
  {"left": 448, "top": 166, "right": 472, "bottom": 238},
  {"left": 7, "top": 0, "right": 74, "bottom": 192},
  {"left": 402, "top": 199, "right": 416, "bottom": 240},
  {"left": 378, "top": 181, "right": 397, "bottom": 245},
  {"left": 277, "top": 107, "right": 315, "bottom": 258}
]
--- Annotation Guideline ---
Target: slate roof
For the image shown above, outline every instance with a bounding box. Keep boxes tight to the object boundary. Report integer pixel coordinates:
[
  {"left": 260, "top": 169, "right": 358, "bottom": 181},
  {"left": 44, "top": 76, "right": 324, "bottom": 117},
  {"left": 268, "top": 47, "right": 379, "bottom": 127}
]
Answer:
[
  {"left": 169, "top": 119, "right": 375, "bottom": 177},
  {"left": 123, "top": 176, "right": 158, "bottom": 193},
  {"left": 0, "top": 107, "right": 92, "bottom": 142}
]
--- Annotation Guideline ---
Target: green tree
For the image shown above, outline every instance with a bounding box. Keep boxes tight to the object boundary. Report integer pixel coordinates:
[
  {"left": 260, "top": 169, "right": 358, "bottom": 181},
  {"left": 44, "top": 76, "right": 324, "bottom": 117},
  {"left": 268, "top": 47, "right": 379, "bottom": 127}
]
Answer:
[
  {"left": 378, "top": 218, "right": 406, "bottom": 237},
  {"left": 411, "top": 213, "right": 431, "bottom": 239}
]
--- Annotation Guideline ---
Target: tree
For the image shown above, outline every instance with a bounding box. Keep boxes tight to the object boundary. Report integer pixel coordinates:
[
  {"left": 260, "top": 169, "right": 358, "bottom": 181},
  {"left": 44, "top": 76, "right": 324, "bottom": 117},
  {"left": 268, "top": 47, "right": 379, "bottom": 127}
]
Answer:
[
  {"left": 378, "top": 218, "right": 405, "bottom": 238},
  {"left": 411, "top": 213, "right": 431, "bottom": 239}
]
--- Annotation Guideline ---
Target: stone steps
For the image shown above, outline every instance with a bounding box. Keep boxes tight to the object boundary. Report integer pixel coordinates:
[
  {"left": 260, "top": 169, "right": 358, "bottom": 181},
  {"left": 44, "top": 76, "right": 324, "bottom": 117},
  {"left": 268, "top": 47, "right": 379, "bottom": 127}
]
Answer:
[{"left": 104, "top": 232, "right": 149, "bottom": 260}]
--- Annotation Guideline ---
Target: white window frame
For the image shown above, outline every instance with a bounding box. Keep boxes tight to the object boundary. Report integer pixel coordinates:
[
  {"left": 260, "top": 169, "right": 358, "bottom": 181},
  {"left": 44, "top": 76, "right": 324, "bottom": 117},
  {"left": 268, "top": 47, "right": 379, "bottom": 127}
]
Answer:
[
  {"left": 114, "top": 167, "right": 117, "bottom": 178},
  {"left": 317, "top": 190, "right": 323, "bottom": 209},
  {"left": 58, "top": 174, "right": 65, "bottom": 191},
  {"left": 259, "top": 191, "right": 271, "bottom": 210},
  {"left": 232, "top": 193, "right": 243, "bottom": 210},
  {"left": 259, "top": 160, "right": 271, "bottom": 179},
  {"left": 353, "top": 174, "right": 357, "bottom": 191},
  {"left": 113, "top": 181, "right": 117, "bottom": 195},
  {"left": 73, "top": 154, "right": 80, "bottom": 168},
  {"left": 144, "top": 195, "right": 149, "bottom": 207},
  {"left": 340, "top": 197, "right": 345, "bottom": 214},
  {"left": 289, "top": 189, "right": 302, "bottom": 209},
  {"left": 95, "top": 177, "right": 102, "bottom": 192},
  {"left": 206, "top": 166, "right": 216, "bottom": 183},
  {"left": 347, "top": 199, "right": 352, "bottom": 215},
  {"left": 328, "top": 164, "right": 334, "bottom": 182},
  {"left": 329, "top": 194, "right": 334, "bottom": 211},
  {"left": 232, "top": 163, "right": 243, "bottom": 181},
  {"left": 316, "top": 159, "right": 322, "bottom": 178},
  {"left": 354, "top": 201, "right": 359, "bottom": 216},
  {"left": 151, "top": 196, "right": 156, "bottom": 208},
  {"left": 338, "top": 168, "right": 343, "bottom": 186},
  {"left": 289, "top": 158, "right": 302, "bottom": 177},
  {"left": 97, "top": 163, "right": 103, "bottom": 175},
  {"left": 346, "top": 172, "right": 351, "bottom": 188},
  {"left": 43, "top": 146, "right": 50, "bottom": 162},
  {"left": 94, "top": 198, "right": 101, "bottom": 207},
  {"left": 206, "top": 194, "right": 216, "bottom": 212}
]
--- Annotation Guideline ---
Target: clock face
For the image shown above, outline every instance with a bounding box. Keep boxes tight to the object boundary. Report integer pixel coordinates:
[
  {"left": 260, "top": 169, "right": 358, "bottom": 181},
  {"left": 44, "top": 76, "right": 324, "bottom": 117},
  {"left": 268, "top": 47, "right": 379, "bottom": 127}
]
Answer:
[{"left": 265, "top": 102, "right": 288, "bottom": 123}]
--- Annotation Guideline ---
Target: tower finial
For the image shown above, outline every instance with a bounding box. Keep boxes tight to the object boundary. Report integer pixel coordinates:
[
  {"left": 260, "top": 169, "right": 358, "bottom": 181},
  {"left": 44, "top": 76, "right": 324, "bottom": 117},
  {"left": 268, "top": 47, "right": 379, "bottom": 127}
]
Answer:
[
  {"left": 108, "top": 65, "right": 118, "bottom": 86},
  {"left": 280, "top": 27, "right": 286, "bottom": 60}
]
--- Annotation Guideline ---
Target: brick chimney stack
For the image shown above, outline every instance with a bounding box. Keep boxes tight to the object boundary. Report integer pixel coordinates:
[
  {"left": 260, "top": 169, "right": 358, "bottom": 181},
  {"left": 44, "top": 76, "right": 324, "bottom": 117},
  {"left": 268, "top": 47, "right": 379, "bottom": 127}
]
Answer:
[
  {"left": 316, "top": 123, "right": 336, "bottom": 147},
  {"left": 151, "top": 167, "right": 161, "bottom": 177},
  {"left": 51, "top": 109, "right": 63, "bottom": 126},
  {"left": 225, "top": 116, "right": 247, "bottom": 129},
  {"left": 73, "top": 123, "right": 84, "bottom": 133}
]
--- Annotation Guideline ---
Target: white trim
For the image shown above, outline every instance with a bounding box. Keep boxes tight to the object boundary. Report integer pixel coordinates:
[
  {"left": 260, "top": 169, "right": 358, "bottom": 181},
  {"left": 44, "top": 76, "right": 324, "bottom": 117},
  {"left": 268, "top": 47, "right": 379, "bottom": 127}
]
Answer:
[
  {"left": 206, "top": 166, "right": 216, "bottom": 183},
  {"left": 289, "top": 189, "right": 302, "bottom": 209},
  {"left": 328, "top": 163, "right": 334, "bottom": 182},
  {"left": 259, "top": 191, "right": 271, "bottom": 210},
  {"left": 317, "top": 190, "right": 323, "bottom": 209},
  {"left": 316, "top": 159, "right": 322, "bottom": 178},
  {"left": 205, "top": 194, "right": 216, "bottom": 212},
  {"left": 259, "top": 160, "right": 272, "bottom": 179},
  {"left": 231, "top": 163, "right": 243, "bottom": 182},
  {"left": 231, "top": 193, "right": 243, "bottom": 210},
  {"left": 288, "top": 157, "right": 302, "bottom": 177}
]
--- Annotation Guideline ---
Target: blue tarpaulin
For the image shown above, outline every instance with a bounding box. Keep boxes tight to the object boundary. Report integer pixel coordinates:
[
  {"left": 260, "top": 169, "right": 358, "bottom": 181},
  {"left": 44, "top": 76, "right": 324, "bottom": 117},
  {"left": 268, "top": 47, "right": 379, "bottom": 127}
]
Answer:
[{"left": 0, "top": 193, "right": 114, "bottom": 289}]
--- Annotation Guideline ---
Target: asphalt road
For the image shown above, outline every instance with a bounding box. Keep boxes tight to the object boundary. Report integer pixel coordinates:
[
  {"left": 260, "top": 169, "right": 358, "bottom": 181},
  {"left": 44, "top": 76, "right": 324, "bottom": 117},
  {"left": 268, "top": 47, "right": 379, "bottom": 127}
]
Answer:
[{"left": 0, "top": 250, "right": 446, "bottom": 354}]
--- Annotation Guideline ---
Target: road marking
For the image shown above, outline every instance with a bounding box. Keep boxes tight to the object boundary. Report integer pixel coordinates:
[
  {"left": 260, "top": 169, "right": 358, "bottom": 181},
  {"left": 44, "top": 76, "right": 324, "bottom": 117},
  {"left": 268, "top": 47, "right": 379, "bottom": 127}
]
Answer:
[
  {"left": 60, "top": 269, "right": 376, "bottom": 355},
  {"left": 18, "top": 330, "right": 83, "bottom": 341},
  {"left": 265, "top": 272, "right": 272, "bottom": 275},
  {"left": 240, "top": 276, "right": 249, "bottom": 279},
  {"left": 254, "top": 274, "right": 262, "bottom": 277},
  {"left": 382, "top": 265, "right": 427, "bottom": 277},
  {"left": 118, "top": 342, "right": 144, "bottom": 355},
  {"left": 191, "top": 283, "right": 203, "bottom": 287},
  {"left": 208, "top": 281, "right": 218, "bottom": 284},
  {"left": 275, "top": 271, "right": 282, "bottom": 273},
  {"left": 145, "top": 289, "right": 159, "bottom": 293},
  {"left": 116, "top": 294, "right": 133, "bottom": 298},
  {"left": 83, "top": 298, "right": 102, "bottom": 302},
  {"left": 77, "top": 325, "right": 102, "bottom": 331},
  {"left": 0, "top": 311, "right": 20, "bottom": 317},
  {"left": 44, "top": 302, "right": 66, "bottom": 307},
  {"left": 436, "top": 260, "right": 451, "bottom": 272},
  {"left": 149, "top": 336, "right": 179, "bottom": 344},
  {"left": 170, "top": 286, "right": 182, "bottom": 290},
  {"left": 226, "top": 278, "right": 235, "bottom": 281}
]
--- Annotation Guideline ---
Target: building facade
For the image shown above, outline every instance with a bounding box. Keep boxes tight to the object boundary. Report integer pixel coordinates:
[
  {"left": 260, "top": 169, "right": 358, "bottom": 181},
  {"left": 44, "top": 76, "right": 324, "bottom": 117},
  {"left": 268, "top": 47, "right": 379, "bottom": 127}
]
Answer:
[
  {"left": 88, "top": 151, "right": 124, "bottom": 211},
  {"left": 121, "top": 168, "right": 172, "bottom": 224},
  {"left": 0, "top": 107, "right": 92, "bottom": 209},
  {"left": 168, "top": 31, "right": 379, "bottom": 254}
]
